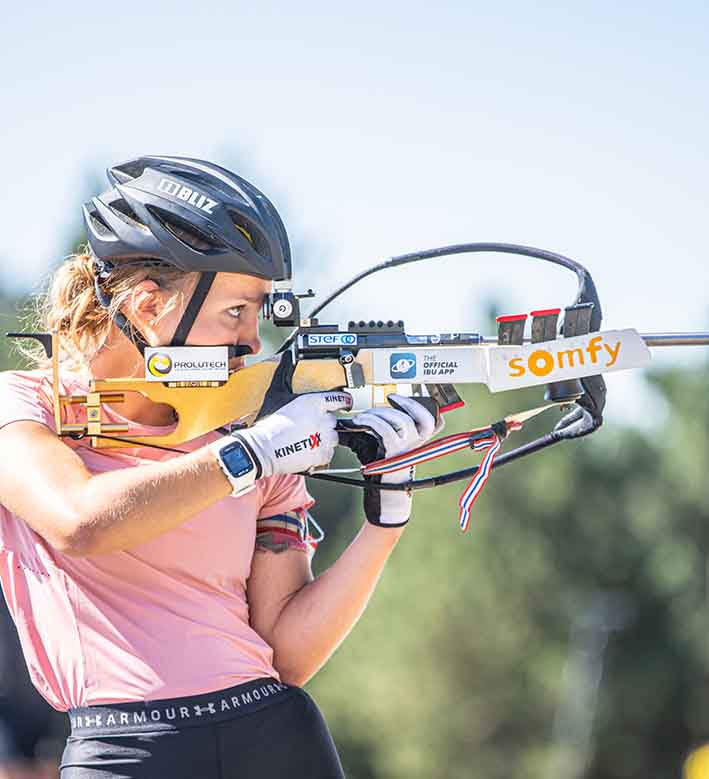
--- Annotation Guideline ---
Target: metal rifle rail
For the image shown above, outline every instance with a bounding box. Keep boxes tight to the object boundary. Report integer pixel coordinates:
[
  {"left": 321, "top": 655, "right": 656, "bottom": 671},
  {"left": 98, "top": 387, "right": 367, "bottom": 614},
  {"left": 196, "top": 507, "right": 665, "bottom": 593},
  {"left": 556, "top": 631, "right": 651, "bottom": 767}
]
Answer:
[
  {"left": 638, "top": 332, "right": 709, "bottom": 347},
  {"left": 471, "top": 333, "right": 709, "bottom": 347}
]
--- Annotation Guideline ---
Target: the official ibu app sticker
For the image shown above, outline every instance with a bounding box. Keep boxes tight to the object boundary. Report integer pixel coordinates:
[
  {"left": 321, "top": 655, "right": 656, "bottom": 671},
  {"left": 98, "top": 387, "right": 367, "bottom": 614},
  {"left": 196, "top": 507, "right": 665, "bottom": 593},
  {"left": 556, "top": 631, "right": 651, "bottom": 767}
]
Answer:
[{"left": 390, "top": 353, "right": 417, "bottom": 379}]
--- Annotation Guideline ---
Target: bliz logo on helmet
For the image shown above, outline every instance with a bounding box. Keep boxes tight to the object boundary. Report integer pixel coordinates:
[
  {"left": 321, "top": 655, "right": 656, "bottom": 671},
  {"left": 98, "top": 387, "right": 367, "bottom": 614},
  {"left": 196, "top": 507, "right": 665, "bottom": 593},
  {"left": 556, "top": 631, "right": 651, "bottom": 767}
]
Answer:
[
  {"left": 147, "top": 353, "right": 173, "bottom": 377},
  {"left": 274, "top": 433, "right": 322, "bottom": 459},
  {"left": 390, "top": 353, "right": 417, "bottom": 379},
  {"left": 306, "top": 334, "right": 358, "bottom": 347},
  {"left": 157, "top": 177, "right": 218, "bottom": 215}
]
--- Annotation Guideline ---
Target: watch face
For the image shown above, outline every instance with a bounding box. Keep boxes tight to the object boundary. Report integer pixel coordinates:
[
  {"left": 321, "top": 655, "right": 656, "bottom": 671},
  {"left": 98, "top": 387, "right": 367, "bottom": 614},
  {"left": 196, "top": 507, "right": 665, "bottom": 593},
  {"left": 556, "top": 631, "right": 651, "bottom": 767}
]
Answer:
[{"left": 222, "top": 440, "right": 255, "bottom": 478}]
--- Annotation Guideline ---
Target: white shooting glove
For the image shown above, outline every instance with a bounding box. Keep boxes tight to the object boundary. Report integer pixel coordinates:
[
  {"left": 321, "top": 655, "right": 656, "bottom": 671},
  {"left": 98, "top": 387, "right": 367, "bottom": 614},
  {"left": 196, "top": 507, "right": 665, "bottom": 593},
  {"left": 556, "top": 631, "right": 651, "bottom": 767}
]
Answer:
[
  {"left": 209, "top": 351, "right": 353, "bottom": 496},
  {"left": 237, "top": 391, "right": 353, "bottom": 478},
  {"left": 348, "top": 394, "right": 443, "bottom": 527}
]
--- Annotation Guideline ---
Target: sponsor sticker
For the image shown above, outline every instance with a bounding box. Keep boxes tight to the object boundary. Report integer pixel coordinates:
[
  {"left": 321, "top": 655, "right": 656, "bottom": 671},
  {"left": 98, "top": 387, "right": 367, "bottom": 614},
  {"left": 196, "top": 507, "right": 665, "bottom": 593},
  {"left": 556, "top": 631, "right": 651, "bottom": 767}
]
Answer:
[
  {"left": 371, "top": 331, "right": 649, "bottom": 391},
  {"left": 487, "top": 329, "right": 651, "bottom": 391},
  {"left": 306, "top": 333, "right": 358, "bottom": 347},
  {"left": 147, "top": 352, "right": 173, "bottom": 377},
  {"left": 373, "top": 348, "right": 487, "bottom": 383},
  {"left": 390, "top": 353, "right": 417, "bottom": 379},
  {"left": 145, "top": 346, "right": 229, "bottom": 382}
]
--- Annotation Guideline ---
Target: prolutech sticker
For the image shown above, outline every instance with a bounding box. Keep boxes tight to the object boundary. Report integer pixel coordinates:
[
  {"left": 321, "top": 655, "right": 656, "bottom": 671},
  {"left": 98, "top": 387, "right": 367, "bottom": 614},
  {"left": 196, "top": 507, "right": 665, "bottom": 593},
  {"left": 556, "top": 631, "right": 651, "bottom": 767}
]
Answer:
[
  {"left": 147, "top": 353, "right": 172, "bottom": 377},
  {"left": 144, "top": 346, "right": 229, "bottom": 382}
]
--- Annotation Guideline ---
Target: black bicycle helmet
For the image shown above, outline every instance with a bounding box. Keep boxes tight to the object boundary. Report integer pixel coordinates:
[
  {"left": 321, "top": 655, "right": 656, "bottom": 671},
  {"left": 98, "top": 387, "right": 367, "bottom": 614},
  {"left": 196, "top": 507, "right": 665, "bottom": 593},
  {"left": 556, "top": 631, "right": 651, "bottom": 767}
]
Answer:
[{"left": 82, "top": 155, "right": 292, "bottom": 355}]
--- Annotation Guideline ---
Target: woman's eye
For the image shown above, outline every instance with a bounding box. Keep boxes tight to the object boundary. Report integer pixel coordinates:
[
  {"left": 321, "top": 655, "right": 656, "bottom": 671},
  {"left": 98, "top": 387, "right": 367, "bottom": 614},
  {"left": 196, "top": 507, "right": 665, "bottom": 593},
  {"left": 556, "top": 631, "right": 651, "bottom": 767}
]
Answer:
[{"left": 227, "top": 306, "right": 244, "bottom": 319}]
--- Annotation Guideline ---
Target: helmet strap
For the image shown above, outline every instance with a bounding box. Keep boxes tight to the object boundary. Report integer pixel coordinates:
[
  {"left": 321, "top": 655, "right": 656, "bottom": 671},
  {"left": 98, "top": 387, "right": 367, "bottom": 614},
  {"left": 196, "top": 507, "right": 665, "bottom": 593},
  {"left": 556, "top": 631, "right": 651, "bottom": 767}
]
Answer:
[
  {"left": 93, "top": 267, "right": 151, "bottom": 357},
  {"left": 169, "top": 272, "right": 216, "bottom": 346},
  {"left": 93, "top": 266, "right": 217, "bottom": 355}
]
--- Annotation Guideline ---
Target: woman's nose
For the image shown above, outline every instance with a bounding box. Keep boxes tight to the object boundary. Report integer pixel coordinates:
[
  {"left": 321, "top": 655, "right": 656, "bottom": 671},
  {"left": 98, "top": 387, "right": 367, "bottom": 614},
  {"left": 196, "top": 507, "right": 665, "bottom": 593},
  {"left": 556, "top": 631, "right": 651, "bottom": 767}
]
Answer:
[{"left": 239, "top": 323, "right": 261, "bottom": 357}]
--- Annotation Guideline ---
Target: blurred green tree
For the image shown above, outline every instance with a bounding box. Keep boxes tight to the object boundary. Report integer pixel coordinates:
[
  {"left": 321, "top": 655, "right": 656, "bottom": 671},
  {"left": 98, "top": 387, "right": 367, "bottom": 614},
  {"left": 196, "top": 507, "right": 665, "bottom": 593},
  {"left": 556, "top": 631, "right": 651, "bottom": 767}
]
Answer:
[{"left": 307, "top": 362, "right": 709, "bottom": 779}]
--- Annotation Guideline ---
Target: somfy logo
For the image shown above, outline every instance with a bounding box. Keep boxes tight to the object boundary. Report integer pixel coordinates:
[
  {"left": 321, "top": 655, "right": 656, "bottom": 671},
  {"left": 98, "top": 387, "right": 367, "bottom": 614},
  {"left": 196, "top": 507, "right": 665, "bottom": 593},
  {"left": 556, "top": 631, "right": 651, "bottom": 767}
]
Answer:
[
  {"left": 507, "top": 335, "right": 622, "bottom": 379},
  {"left": 390, "top": 353, "right": 417, "bottom": 379},
  {"left": 147, "top": 353, "right": 172, "bottom": 377},
  {"left": 157, "top": 177, "right": 218, "bottom": 215}
]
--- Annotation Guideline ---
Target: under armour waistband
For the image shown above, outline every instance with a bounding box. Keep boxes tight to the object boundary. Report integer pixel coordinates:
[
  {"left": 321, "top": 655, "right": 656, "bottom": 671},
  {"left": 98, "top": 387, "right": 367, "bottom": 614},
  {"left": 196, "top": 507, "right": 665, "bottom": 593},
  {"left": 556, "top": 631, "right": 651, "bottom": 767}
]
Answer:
[{"left": 68, "top": 677, "right": 293, "bottom": 736}]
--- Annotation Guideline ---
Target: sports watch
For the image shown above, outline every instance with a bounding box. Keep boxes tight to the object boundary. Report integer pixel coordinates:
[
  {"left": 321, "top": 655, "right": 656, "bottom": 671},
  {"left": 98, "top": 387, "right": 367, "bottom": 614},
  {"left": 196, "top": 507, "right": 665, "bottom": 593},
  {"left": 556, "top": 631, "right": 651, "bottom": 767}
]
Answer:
[{"left": 209, "top": 436, "right": 261, "bottom": 497}]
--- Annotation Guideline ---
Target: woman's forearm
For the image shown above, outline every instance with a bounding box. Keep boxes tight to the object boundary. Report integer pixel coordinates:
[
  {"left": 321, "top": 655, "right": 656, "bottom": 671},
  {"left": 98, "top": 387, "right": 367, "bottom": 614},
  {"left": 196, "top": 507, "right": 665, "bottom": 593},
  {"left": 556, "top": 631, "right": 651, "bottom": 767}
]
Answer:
[
  {"left": 72, "top": 447, "right": 232, "bottom": 555},
  {"left": 269, "top": 522, "right": 406, "bottom": 686}
]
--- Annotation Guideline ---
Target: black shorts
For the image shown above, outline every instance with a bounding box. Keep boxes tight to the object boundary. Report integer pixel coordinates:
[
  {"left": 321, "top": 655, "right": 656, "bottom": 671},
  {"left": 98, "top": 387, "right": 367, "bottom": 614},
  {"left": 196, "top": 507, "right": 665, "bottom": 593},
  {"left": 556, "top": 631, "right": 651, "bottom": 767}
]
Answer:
[{"left": 60, "top": 678, "right": 345, "bottom": 778}]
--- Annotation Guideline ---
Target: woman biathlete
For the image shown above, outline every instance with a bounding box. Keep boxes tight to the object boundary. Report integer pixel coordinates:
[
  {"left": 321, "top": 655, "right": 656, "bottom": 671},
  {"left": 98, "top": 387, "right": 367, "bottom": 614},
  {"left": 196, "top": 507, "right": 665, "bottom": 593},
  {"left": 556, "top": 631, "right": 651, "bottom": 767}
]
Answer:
[{"left": 0, "top": 156, "right": 440, "bottom": 778}]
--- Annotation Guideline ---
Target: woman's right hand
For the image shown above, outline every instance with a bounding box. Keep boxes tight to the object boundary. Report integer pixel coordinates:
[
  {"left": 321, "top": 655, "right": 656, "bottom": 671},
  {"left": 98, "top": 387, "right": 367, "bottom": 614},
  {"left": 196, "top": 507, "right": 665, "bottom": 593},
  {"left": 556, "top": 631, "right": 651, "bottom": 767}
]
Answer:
[{"left": 237, "top": 391, "right": 353, "bottom": 478}]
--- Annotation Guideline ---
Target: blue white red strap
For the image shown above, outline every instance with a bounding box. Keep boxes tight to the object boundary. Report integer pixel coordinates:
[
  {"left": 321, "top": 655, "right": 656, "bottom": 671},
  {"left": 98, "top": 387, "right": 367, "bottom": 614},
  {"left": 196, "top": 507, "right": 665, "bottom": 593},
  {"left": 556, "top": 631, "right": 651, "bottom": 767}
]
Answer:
[
  {"left": 361, "top": 419, "right": 524, "bottom": 532},
  {"left": 361, "top": 427, "right": 499, "bottom": 476},
  {"left": 458, "top": 433, "right": 501, "bottom": 532}
]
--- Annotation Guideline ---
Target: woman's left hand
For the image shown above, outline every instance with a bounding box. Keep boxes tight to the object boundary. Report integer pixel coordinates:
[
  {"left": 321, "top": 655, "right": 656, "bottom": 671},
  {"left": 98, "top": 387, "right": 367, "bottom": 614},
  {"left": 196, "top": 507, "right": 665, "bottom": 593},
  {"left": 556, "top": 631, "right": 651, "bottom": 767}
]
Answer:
[{"left": 348, "top": 394, "right": 443, "bottom": 528}]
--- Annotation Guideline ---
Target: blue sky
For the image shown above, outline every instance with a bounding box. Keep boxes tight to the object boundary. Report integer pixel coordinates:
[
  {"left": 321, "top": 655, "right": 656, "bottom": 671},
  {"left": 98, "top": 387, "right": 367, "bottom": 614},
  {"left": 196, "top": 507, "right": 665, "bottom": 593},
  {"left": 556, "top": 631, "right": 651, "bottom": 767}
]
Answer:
[{"left": 2, "top": 1, "right": 707, "bottom": 424}]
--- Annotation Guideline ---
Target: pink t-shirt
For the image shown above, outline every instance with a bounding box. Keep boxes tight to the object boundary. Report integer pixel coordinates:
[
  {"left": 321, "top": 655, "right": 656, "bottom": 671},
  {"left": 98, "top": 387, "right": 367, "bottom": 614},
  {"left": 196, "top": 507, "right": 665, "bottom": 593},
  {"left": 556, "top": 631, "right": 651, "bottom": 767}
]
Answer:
[{"left": 0, "top": 369, "right": 314, "bottom": 711}]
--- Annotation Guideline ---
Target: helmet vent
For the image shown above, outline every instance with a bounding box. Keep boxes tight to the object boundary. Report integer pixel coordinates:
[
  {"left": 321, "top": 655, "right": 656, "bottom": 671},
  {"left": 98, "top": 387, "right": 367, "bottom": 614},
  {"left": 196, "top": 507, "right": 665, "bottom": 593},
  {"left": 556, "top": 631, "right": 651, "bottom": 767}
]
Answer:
[
  {"left": 227, "top": 209, "right": 271, "bottom": 259},
  {"left": 178, "top": 170, "right": 240, "bottom": 202},
  {"left": 109, "top": 198, "right": 142, "bottom": 225},
  {"left": 147, "top": 206, "right": 222, "bottom": 253},
  {"left": 89, "top": 211, "right": 112, "bottom": 237},
  {"left": 112, "top": 160, "right": 149, "bottom": 181}
]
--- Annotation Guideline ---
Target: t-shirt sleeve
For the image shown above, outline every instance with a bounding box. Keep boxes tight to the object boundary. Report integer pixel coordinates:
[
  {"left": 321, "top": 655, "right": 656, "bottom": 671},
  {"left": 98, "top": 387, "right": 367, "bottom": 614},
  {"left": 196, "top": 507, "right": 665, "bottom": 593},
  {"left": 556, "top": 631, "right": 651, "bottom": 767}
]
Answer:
[
  {"left": 257, "top": 474, "right": 315, "bottom": 519},
  {"left": 256, "top": 475, "right": 318, "bottom": 557},
  {"left": 0, "top": 372, "right": 56, "bottom": 433}
]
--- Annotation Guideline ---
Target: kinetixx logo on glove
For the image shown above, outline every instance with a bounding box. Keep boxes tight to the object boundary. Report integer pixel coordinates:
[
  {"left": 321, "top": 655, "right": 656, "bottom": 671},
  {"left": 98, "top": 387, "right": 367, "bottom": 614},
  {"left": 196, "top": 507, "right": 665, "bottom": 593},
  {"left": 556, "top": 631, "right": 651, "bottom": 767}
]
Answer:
[{"left": 275, "top": 433, "right": 322, "bottom": 459}]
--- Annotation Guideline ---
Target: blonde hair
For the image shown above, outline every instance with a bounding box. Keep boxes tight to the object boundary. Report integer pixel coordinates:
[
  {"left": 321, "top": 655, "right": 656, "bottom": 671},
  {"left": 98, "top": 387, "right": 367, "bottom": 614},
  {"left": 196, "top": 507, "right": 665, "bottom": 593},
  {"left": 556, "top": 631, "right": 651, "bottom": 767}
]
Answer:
[{"left": 15, "top": 247, "right": 193, "bottom": 374}]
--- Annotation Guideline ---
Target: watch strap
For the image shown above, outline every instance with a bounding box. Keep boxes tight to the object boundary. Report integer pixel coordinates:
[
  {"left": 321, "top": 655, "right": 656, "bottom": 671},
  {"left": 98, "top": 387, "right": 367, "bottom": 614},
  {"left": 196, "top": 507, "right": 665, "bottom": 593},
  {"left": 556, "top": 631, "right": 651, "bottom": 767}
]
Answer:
[{"left": 209, "top": 435, "right": 260, "bottom": 497}]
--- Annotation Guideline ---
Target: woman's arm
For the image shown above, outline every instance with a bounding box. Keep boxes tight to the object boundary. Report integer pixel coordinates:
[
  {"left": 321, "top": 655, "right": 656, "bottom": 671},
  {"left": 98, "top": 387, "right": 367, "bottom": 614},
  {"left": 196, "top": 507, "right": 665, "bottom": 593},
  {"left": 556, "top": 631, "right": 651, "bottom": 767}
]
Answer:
[
  {"left": 247, "top": 394, "right": 440, "bottom": 685},
  {"left": 0, "top": 387, "right": 347, "bottom": 556},
  {"left": 0, "top": 421, "right": 232, "bottom": 556},
  {"left": 247, "top": 522, "right": 405, "bottom": 687}
]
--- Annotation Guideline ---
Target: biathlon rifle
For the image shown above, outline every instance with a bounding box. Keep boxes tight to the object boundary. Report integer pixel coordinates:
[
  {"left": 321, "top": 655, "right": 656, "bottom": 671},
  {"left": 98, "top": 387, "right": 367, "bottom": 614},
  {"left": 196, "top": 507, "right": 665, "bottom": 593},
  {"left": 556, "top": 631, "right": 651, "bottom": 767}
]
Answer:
[{"left": 8, "top": 243, "right": 709, "bottom": 526}]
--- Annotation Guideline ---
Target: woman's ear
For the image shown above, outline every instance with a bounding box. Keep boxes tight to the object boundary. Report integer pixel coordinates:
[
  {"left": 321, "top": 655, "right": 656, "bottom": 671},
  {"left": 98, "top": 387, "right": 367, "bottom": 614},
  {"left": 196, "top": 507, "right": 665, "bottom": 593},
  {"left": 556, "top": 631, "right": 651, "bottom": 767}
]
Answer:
[{"left": 124, "top": 280, "right": 164, "bottom": 341}]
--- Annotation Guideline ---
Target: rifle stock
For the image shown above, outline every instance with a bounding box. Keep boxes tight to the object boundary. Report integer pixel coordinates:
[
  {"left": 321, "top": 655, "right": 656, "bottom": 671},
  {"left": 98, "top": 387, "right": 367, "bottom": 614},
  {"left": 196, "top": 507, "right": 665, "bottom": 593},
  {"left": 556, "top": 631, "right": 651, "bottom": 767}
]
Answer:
[{"left": 75, "top": 357, "right": 359, "bottom": 448}]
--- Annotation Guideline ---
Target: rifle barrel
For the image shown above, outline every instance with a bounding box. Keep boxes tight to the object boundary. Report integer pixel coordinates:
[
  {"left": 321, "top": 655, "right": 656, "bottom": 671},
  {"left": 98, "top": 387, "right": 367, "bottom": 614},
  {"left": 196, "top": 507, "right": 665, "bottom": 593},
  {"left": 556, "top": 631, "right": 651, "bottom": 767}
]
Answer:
[
  {"left": 477, "top": 332, "right": 709, "bottom": 346},
  {"left": 640, "top": 332, "right": 709, "bottom": 347}
]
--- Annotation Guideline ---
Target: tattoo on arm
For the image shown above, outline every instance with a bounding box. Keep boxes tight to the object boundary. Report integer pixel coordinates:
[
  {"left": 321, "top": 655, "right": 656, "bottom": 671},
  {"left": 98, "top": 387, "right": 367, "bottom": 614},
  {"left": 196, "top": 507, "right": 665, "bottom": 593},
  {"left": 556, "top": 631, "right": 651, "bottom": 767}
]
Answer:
[
  {"left": 255, "top": 531, "right": 310, "bottom": 554},
  {"left": 255, "top": 509, "right": 319, "bottom": 555}
]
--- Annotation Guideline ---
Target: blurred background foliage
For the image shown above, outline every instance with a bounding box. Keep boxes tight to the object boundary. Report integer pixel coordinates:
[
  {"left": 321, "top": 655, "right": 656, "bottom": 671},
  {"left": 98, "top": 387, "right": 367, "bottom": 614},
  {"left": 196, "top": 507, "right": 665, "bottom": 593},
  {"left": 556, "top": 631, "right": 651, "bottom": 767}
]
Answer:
[
  {"left": 308, "top": 366, "right": 708, "bottom": 779},
  {"left": 0, "top": 174, "right": 707, "bottom": 779}
]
